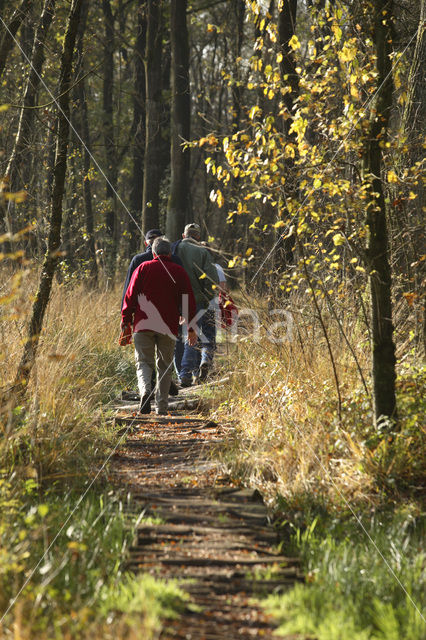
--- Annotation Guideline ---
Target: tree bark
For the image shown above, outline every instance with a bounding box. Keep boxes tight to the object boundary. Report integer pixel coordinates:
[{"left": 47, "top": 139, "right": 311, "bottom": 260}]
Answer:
[
  {"left": 0, "top": 0, "right": 33, "bottom": 79},
  {"left": 75, "top": 0, "right": 98, "bottom": 283},
  {"left": 142, "top": 0, "right": 163, "bottom": 236},
  {"left": 166, "top": 0, "right": 191, "bottom": 240},
  {"left": 102, "top": 0, "right": 118, "bottom": 280},
  {"left": 14, "top": 0, "right": 84, "bottom": 394},
  {"left": 129, "top": 0, "right": 146, "bottom": 255},
  {"left": 231, "top": 0, "right": 245, "bottom": 132},
  {"left": 364, "top": 0, "right": 397, "bottom": 423},
  {"left": 3, "top": 0, "right": 55, "bottom": 237},
  {"left": 278, "top": 0, "right": 298, "bottom": 138},
  {"left": 19, "top": 1, "right": 35, "bottom": 62},
  {"left": 278, "top": 0, "right": 298, "bottom": 267},
  {"left": 401, "top": 1, "right": 425, "bottom": 354}
]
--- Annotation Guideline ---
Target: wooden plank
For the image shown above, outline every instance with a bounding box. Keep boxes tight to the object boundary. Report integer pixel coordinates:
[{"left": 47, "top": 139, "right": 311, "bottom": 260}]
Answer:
[{"left": 128, "top": 555, "right": 298, "bottom": 567}]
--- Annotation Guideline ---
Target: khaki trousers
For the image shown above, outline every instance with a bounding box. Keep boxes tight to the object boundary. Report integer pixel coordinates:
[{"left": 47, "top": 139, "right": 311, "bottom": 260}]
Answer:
[{"left": 133, "top": 331, "right": 176, "bottom": 413}]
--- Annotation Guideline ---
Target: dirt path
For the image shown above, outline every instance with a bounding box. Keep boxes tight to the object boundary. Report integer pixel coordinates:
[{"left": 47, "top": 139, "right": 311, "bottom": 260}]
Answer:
[{"left": 111, "top": 387, "right": 301, "bottom": 639}]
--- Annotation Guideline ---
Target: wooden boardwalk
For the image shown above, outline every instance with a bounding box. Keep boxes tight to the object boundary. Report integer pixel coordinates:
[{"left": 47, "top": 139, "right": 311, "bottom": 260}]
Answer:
[{"left": 111, "top": 388, "right": 301, "bottom": 639}]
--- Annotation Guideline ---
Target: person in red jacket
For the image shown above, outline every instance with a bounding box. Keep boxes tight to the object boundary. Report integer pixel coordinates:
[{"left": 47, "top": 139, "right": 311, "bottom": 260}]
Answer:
[{"left": 121, "top": 237, "right": 197, "bottom": 415}]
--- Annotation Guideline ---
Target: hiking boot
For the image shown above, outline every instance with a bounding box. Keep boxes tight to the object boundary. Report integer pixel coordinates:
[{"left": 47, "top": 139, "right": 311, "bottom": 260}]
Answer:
[
  {"left": 139, "top": 392, "right": 152, "bottom": 414},
  {"left": 169, "top": 380, "right": 179, "bottom": 396},
  {"left": 198, "top": 362, "right": 209, "bottom": 382},
  {"left": 179, "top": 376, "right": 192, "bottom": 388}
]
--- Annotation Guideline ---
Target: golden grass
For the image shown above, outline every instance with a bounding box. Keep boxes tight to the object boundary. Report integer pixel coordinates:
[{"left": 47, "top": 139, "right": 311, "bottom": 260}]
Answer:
[
  {"left": 210, "top": 287, "right": 417, "bottom": 508},
  {"left": 0, "top": 264, "right": 134, "bottom": 480}
]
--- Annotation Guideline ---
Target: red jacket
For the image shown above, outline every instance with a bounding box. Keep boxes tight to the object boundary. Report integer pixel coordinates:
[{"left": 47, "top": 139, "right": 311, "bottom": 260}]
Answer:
[{"left": 121, "top": 256, "right": 196, "bottom": 338}]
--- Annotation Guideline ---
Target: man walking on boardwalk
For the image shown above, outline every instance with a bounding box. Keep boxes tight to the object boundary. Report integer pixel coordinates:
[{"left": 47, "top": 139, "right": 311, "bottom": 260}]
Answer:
[
  {"left": 121, "top": 228, "right": 183, "bottom": 307},
  {"left": 175, "top": 223, "right": 218, "bottom": 386},
  {"left": 120, "top": 237, "right": 196, "bottom": 415},
  {"left": 122, "top": 228, "right": 183, "bottom": 396}
]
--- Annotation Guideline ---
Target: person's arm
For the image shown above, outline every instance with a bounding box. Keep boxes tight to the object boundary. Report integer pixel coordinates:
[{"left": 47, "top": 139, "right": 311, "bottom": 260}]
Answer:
[
  {"left": 121, "top": 250, "right": 152, "bottom": 309},
  {"left": 122, "top": 265, "right": 143, "bottom": 326},
  {"left": 179, "top": 270, "right": 197, "bottom": 345},
  {"left": 180, "top": 270, "right": 196, "bottom": 324},
  {"left": 201, "top": 252, "right": 219, "bottom": 298},
  {"left": 121, "top": 256, "right": 138, "bottom": 309}
]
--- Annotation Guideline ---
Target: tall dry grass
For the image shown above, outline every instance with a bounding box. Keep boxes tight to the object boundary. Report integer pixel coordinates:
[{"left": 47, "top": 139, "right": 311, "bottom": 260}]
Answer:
[
  {"left": 211, "top": 287, "right": 425, "bottom": 510},
  {"left": 0, "top": 264, "right": 134, "bottom": 480}
]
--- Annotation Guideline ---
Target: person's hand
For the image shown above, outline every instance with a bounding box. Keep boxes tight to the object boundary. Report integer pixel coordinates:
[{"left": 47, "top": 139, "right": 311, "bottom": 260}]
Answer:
[
  {"left": 187, "top": 328, "right": 197, "bottom": 346},
  {"left": 118, "top": 322, "right": 132, "bottom": 346}
]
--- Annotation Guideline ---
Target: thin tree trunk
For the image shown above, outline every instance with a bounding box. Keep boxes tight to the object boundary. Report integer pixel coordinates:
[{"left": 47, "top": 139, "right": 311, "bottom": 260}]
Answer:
[
  {"left": 19, "top": 2, "right": 35, "bottom": 62},
  {"left": 401, "top": 0, "right": 425, "bottom": 347},
  {"left": 14, "top": 0, "right": 84, "bottom": 395},
  {"left": 102, "top": 0, "right": 118, "bottom": 280},
  {"left": 0, "top": 0, "right": 33, "bottom": 79},
  {"left": 278, "top": 0, "right": 298, "bottom": 267},
  {"left": 166, "top": 0, "right": 190, "bottom": 240},
  {"left": 278, "top": 0, "right": 298, "bottom": 138},
  {"left": 62, "top": 152, "right": 79, "bottom": 277},
  {"left": 75, "top": 0, "right": 98, "bottom": 283},
  {"left": 129, "top": 0, "right": 146, "bottom": 255},
  {"left": 364, "top": 0, "right": 397, "bottom": 423},
  {"left": 231, "top": 0, "right": 245, "bottom": 132},
  {"left": 3, "top": 0, "right": 55, "bottom": 237},
  {"left": 142, "top": 0, "right": 162, "bottom": 236}
]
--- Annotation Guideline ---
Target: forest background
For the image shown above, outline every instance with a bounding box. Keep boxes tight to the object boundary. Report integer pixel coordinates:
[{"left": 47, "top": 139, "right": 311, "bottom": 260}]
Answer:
[{"left": 0, "top": 0, "right": 424, "bottom": 638}]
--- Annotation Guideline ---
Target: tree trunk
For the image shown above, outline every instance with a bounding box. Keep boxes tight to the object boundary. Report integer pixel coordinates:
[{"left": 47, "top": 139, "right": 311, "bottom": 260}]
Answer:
[
  {"left": 142, "top": 0, "right": 163, "bottom": 237},
  {"left": 0, "top": 0, "right": 33, "bottom": 78},
  {"left": 278, "top": 0, "right": 298, "bottom": 267},
  {"left": 102, "top": 0, "right": 118, "bottom": 280},
  {"left": 62, "top": 152, "right": 79, "bottom": 276},
  {"left": 3, "top": 0, "right": 55, "bottom": 238},
  {"left": 231, "top": 0, "right": 245, "bottom": 132},
  {"left": 14, "top": 0, "right": 84, "bottom": 395},
  {"left": 166, "top": 0, "right": 190, "bottom": 240},
  {"left": 19, "top": 1, "right": 35, "bottom": 62},
  {"left": 364, "top": 0, "right": 397, "bottom": 423},
  {"left": 278, "top": 0, "right": 298, "bottom": 138},
  {"left": 401, "top": 1, "right": 425, "bottom": 354},
  {"left": 129, "top": 0, "right": 146, "bottom": 255},
  {"left": 75, "top": 0, "right": 98, "bottom": 283}
]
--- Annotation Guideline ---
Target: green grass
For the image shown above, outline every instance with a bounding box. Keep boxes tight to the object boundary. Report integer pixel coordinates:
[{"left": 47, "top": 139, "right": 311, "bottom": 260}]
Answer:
[
  {"left": 0, "top": 478, "right": 190, "bottom": 638},
  {"left": 99, "top": 572, "right": 190, "bottom": 632},
  {"left": 265, "top": 504, "right": 426, "bottom": 639}
]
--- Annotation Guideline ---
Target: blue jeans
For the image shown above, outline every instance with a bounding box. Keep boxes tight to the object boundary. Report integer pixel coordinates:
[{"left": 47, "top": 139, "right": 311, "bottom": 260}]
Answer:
[
  {"left": 174, "top": 325, "right": 184, "bottom": 374},
  {"left": 179, "top": 307, "right": 216, "bottom": 380}
]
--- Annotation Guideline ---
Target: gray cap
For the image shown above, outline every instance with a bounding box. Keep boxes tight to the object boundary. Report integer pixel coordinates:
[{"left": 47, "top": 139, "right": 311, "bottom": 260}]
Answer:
[{"left": 184, "top": 223, "right": 201, "bottom": 235}]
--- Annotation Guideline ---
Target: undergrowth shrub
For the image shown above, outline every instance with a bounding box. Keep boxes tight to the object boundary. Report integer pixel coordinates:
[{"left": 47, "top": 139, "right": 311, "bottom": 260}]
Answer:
[
  {"left": 265, "top": 505, "right": 425, "bottom": 640},
  {"left": 0, "top": 477, "right": 187, "bottom": 638}
]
